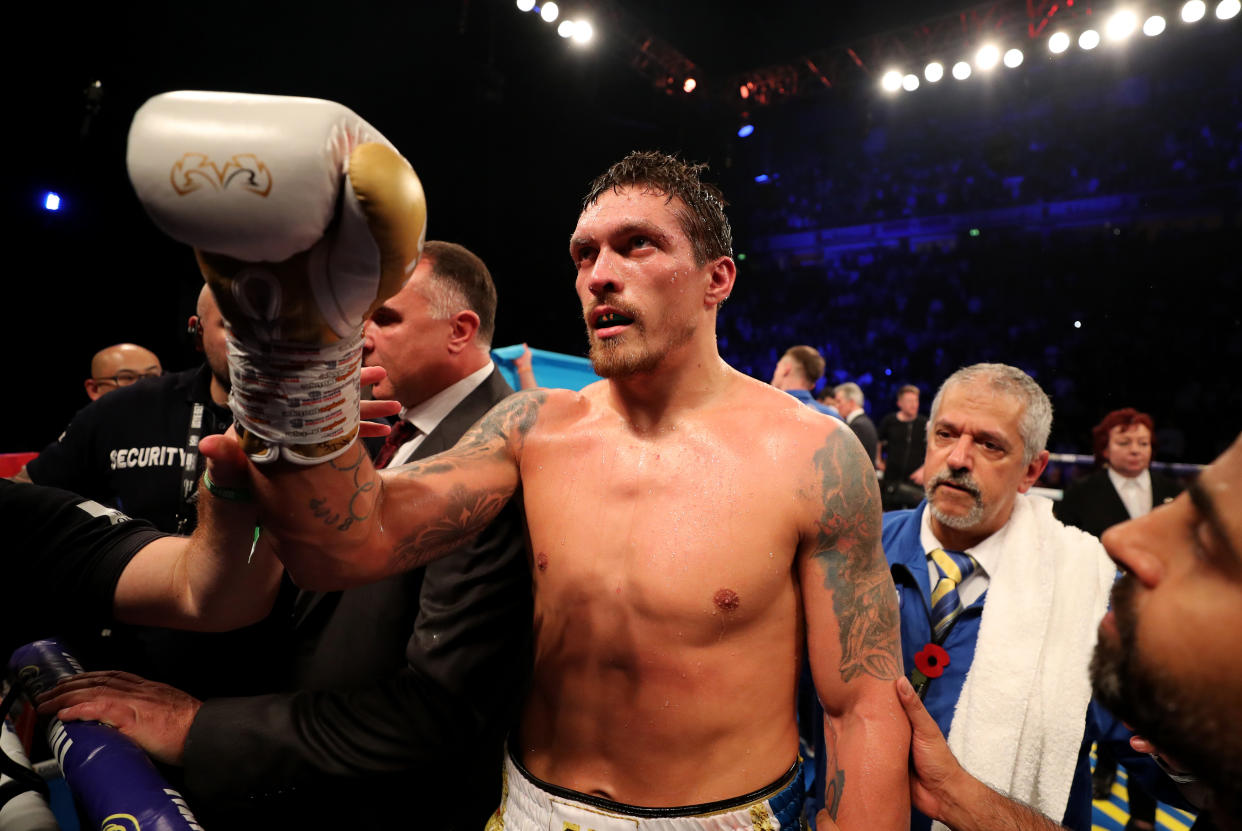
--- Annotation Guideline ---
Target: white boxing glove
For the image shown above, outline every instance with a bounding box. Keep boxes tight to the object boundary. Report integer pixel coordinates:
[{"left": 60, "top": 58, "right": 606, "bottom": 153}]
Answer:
[{"left": 127, "top": 91, "right": 427, "bottom": 464}]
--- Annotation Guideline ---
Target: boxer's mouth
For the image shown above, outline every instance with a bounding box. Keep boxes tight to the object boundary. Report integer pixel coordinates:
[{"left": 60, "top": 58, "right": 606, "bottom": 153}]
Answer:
[{"left": 594, "top": 312, "right": 634, "bottom": 328}]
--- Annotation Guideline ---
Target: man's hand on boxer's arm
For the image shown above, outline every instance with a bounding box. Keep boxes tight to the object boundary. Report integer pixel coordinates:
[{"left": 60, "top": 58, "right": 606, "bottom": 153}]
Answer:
[
  {"left": 896, "top": 677, "right": 1064, "bottom": 831},
  {"left": 36, "top": 672, "right": 200, "bottom": 766}
]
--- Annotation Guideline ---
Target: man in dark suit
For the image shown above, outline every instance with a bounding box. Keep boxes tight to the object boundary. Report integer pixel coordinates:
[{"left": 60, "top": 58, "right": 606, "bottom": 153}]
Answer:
[
  {"left": 45, "top": 242, "right": 532, "bottom": 830},
  {"left": 834, "top": 382, "right": 879, "bottom": 465},
  {"left": 1054, "top": 407, "right": 1181, "bottom": 829}
]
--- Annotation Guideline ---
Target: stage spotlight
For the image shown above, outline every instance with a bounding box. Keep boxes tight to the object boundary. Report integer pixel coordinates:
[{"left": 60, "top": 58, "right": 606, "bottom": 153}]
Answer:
[
  {"left": 881, "top": 70, "right": 903, "bottom": 92},
  {"left": 952, "top": 61, "right": 972, "bottom": 80},
  {"left": 754, "top": 174, "right": 771, "bottom": 184},
  {"left": 739, "top": 84, "right": 750, "bottom": 99},
  {"left": 43, "top": 192, "right": 62, "bottom": 212},
  {"left": 516, "top": 0, "right": 535, "bottom": 10},
  {"left": 1003, "top": 48, "right": 1024, "bottom": 67},
  {"left": 1217, "top": 0, "right": 1241, "bottom": 19},
  {"left": 1079, "top": 29, "right": 1101, "bottom": 49},
  {"left": 924, "top": 61, "right": 944, "bottom": 82},
  {"left": 901, "top": 74, "right": 918, "bottom": 91},
  {"left": 541, "top": 2, "right": 559, "bottom": 23},
  {"left": 1106, "top": 10, "right": 1138, "bottom": 39},
  {"left": 557, "top": 20, "right": 575, "bottom": 37},
  {"left": 737, "top": 124, "right": 755, "bottom": 138},
  {"left": 1049, "top": 31, "right": 1071, "bottom": 53},
  {"left": 683, "top": 77, "right": 697, "bottom": 93},
  {"left": 1181, "top": 0, "right": 1206, "bottom": 21},
  {"left": 975, "top": 44, "right": 1000, "bottom": 70},
  {"left": 1143, "top": 14, "right": 1167, "bottom": 34},
  {"left": 571, "top": 20, "right": 593, "bottom": 43}
]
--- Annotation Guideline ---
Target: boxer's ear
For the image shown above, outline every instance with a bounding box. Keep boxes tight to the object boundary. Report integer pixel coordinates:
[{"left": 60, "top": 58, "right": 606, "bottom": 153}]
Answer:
[{"left": 704, "top": 255, "right": 736, "bottom": 309}]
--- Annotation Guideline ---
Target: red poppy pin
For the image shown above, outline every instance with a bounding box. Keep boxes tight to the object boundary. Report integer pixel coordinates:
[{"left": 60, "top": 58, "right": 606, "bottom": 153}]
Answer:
[{"left": 913, "top": 643, "right": 950, "bottom": 678}]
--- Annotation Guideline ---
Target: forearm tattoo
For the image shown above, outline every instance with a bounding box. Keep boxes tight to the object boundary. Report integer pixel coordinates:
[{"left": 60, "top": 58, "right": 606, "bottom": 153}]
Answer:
[
  {"left": 812, "top": 430, "right": 902, "bottom": 682},
  {"left": 386, "top": 391, "right": 547, "bottom": 570},
  {"left": 309, "top": 443, "right": 377, "bottom": 532},
  {"left": 822, "top": 713, "right": 847, "bottom": 819}
]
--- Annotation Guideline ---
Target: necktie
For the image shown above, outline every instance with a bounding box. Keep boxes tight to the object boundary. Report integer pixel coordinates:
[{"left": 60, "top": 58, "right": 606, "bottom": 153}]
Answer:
[
  {"left": 373, "top": 420, "right": 419, "bottom": 469},
  {"left": 928, "top": 547, "right": 979, "bottom": 642}
]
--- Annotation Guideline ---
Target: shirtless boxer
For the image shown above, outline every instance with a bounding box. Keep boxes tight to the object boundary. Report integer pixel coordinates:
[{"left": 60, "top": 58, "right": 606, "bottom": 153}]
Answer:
[{"left": 219, "top": 152, "right": 908, "bottom": 828}]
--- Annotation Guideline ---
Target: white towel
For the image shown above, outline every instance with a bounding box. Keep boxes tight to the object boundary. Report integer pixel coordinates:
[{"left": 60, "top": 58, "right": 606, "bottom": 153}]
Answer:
[{"left": 933, "top": 492, "right": 1116, "bottom": 831}]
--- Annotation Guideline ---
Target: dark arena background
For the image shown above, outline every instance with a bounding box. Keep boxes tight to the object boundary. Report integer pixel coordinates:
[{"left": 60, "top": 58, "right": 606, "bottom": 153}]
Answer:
[{"left": 6, "top": 0, "right": 1240, "bottom": 469}]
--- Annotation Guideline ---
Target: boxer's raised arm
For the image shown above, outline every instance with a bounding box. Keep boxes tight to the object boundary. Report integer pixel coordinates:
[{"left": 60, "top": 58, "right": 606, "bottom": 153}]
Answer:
[
  {"left": 249, "top": 390, "right": 546, "bottom": 590},
  {"left": 799, "top": 424, "right": 909, "bottom": 830}
]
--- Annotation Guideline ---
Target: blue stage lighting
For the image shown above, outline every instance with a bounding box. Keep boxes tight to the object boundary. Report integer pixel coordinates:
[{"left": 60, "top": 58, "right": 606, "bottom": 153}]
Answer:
[
  {"left": 754, "top": 174, "right": 770, "bottom": 183},
  {"left": 737, "top": 124, "right": 755, "bottom": 138},
  {"left": 43, "top": 192, "right": 61, "bottom": 212},
  {"left": 885, "top": 368, "right": 893, "bottom": 376}
]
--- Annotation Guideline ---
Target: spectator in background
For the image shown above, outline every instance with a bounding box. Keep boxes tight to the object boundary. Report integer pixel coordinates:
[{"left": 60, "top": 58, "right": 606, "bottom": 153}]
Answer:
[
  {"left": 770, "top": 344, "right": 842, "bottom": 418},
  {"left": 84, "top": 343, "right": 162, "bottom": 401},
  {"left": 1055, "top": 408, "right": 1181, "bottom": 538},
  {"left": 835, "top": 382, "right": 879, "bottom": 465},
  {"left": 878, "top": 384, "right": 927, "bottom": 509},
  {"left": 1054, "top": 407, "right": 1182, "bottom": 825}
]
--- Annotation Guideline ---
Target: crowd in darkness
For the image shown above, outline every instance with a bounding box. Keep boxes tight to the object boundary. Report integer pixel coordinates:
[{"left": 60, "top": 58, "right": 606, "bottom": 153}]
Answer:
[
  {"left": 737, "top": 29, "right": 1242, "bottom": 233},
  {"left": 714, "top": 25, "right": 1241, "bottom": 472}
]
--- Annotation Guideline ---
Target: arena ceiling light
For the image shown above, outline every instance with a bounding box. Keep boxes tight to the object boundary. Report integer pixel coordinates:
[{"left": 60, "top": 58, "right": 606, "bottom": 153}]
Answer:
[
  {"left": 1106, "top": 10, "right": 1139, "bottom": 39},
  {"left": 975, "top": 44, "right": 1000, "bottom": 70},
  {"left": 1143, "top": 14, "right": 1168, "bottom": 34},
  {"left": 1181, "top": 0, "right": 1207, "bottom": 21},
  {"left": 924, "top": 61, "right": 944, "bottom": 82},
  {"left": 557, "top": 19, "right": 575, "bottom": 37},
  {"left": 952, "top": 60, "right": 972, "bottom": 80},
  {"left": 571, "top": 20, "right": 593, "bottom": 43},
  {"left": 1217, "top": 0, "right": 1241, "bottom": 19},
  {"left": 737, "top": 124, "right": 755, "bottom": 138},
  {"left": 516, "top": 0, "right": 535, "bottom": 10},
  {"left": 541, "top": 2, "right": 560, "bottom": 23},
  {"left": 1048, "top": 31, "right": 1072, "bottom": 53},
  {"left": 881, "top": 69, "right": 904, "bottom": 92},
  {"left": 1003, "top": 48, "right": 1024, "bottom": 68},
  {"left": 1079, "top": 28, "right": 1102, "bottom": 49},
  {"left": 683, "top": 77, "right": 697, "bottom": 93},
  {"left": 902, "top": 73, "right": 920, "bottom": 91}
]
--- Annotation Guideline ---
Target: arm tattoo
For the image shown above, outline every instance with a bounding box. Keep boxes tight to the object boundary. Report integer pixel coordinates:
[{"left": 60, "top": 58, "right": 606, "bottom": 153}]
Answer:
[
  {"left": 400, "top": 390, "right": 547, "bottom": 478},
  {"left": 822, "top": 713, "right": 846, "bottom": 819},
  {"left": 812, "top": 429, "right": 902, "bottom": 682},
  {"left": 308, "top": 443, "right": 377, "bottom": 532},
  {"left": 386, "top": 391, "right": 547, "bottom": 569}
]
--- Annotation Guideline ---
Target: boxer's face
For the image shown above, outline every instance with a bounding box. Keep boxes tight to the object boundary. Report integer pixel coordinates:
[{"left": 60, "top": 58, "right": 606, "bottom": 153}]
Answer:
[
  {"left": 1103, "top": 423, "right": 1152, "bottom": 478},
  {"left": 571, "top": 187, "right": 705, "bottom": 378},
  {"left": 363, "top": 259, "right": 454, "bottom": 408},
  {"left": 1091, "top": 433, "right": 1242, "bottom": 800}
]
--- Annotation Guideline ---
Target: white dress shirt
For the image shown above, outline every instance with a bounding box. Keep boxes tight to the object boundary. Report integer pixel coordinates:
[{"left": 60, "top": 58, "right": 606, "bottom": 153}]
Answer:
[
  {"left": 1107, "top": 466, "right": 1153, "bottom": 519},
  {"left": 386, "top": 362, "right": 494, "bottom": 468}
]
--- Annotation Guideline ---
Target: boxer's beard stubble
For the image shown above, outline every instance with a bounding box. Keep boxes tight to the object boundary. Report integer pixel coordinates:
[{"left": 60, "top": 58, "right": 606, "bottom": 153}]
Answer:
[{"left": 584, "top": 305, "right": 695, "bottom": 379}]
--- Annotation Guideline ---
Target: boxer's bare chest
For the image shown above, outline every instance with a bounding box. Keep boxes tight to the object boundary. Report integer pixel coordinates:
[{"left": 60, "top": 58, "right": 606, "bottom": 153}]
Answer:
[{"left": 519, "top": 415, "right": 802, "bottom": 633}]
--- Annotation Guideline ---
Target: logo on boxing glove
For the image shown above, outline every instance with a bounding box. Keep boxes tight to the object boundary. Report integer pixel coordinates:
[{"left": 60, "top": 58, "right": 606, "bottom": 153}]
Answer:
[{"left": 170, "top": 152, "right": 273, "bottom": 197}]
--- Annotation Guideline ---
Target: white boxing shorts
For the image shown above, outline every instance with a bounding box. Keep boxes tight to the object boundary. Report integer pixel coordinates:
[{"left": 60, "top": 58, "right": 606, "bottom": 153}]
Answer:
[{"left": 485, "top": 748, "right": 807, "bottom": 831}]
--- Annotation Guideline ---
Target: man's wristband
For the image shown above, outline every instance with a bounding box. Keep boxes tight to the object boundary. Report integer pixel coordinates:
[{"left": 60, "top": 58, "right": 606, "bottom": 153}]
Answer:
[{"left": 201, "top": 470, "right": 253, "bottom": 502}]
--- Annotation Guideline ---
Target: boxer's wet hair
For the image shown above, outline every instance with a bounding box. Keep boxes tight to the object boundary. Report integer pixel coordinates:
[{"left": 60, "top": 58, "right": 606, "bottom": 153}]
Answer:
[
  {"left": 583, "top": 150, "right": 733, "bottom": 266},
  {"left": 421, "top": 241, "right": 497, "bottom": 348}
]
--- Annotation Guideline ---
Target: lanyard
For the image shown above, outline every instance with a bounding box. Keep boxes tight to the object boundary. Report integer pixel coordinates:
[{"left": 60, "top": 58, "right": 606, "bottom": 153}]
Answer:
[{"left": 174, "top": 403, "right": 206, "bottom": 534}]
